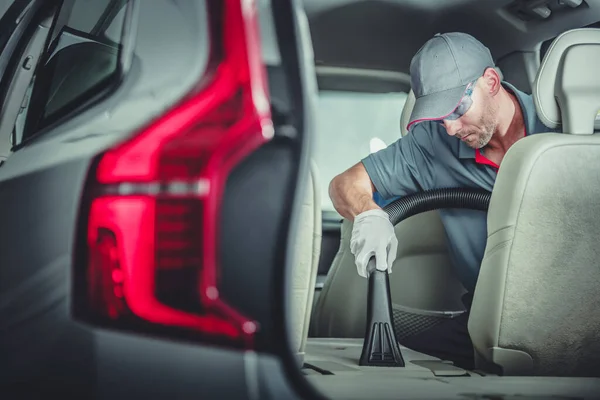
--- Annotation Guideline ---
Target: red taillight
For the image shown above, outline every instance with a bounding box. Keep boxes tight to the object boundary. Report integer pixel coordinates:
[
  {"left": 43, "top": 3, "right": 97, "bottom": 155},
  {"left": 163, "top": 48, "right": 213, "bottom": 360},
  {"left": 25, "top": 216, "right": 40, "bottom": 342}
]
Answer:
[{"left": 79, "top": 0, "right": 271, "bottom": 348}]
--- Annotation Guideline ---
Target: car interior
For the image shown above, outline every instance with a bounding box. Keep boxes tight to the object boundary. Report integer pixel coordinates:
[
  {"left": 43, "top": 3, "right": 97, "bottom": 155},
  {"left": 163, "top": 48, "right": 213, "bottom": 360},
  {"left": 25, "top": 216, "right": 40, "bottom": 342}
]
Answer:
[
  {"left": 271, "top": 0, "right": 600, "bottom": 398},
  {"left": 1, "top": 0, "right": 600, "bottom": 398}
]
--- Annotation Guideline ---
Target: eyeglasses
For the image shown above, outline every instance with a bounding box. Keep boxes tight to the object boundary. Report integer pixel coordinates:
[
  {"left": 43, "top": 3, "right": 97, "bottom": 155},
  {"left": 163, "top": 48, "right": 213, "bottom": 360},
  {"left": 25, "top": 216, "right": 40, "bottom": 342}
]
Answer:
[{"left": 438, "top": 80, "right": 476, "bottom": 122}]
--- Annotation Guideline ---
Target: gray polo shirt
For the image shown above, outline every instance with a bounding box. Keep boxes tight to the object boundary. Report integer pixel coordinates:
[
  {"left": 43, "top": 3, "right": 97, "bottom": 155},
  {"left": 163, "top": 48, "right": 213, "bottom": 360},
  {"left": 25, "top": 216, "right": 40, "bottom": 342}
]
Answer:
[{"left": 362, "top": 82, "right": 553, "bottom": 293}]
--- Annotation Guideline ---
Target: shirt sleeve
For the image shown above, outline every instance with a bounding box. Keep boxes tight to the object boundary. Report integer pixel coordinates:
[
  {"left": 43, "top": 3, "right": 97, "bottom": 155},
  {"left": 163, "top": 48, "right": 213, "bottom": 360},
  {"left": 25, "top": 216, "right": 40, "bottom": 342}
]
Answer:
[{"left": 361, "top": 123, "right": 437, "bottom": 199}]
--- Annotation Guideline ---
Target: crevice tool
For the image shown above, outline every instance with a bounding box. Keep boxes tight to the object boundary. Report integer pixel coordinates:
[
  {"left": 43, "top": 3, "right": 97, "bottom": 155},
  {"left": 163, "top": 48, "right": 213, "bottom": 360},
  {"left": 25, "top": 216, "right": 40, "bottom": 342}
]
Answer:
[{"left": 358, "top": 256, "right": 405, "bottom": 367}]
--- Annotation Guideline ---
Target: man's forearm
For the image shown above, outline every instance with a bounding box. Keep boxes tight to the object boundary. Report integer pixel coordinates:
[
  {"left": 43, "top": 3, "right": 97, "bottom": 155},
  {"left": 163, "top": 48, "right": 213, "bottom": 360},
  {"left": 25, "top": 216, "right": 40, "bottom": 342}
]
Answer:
[{"left": 329, "top": 162, "right": 380, "bottom": 221}]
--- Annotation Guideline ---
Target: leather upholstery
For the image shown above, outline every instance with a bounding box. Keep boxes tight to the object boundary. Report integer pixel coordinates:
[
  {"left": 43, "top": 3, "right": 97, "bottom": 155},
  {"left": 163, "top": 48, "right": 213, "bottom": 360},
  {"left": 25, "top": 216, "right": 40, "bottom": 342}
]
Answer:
[{"left": 468, "top": 28, "right": 600, "bottom": 377}]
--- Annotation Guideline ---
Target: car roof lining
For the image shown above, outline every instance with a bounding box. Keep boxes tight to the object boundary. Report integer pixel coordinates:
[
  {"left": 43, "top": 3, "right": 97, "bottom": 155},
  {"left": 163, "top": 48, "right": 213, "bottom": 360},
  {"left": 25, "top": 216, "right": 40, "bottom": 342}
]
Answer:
[{"left": 304, "top": 0, "right": 600, "bottom": 76}]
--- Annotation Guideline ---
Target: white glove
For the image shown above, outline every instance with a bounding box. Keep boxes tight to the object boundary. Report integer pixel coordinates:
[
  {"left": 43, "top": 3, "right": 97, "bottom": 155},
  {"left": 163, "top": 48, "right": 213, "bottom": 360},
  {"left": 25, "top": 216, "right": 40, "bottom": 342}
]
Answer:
[{"left": 350, "top": 209, "right": 398, "bottom": 278}]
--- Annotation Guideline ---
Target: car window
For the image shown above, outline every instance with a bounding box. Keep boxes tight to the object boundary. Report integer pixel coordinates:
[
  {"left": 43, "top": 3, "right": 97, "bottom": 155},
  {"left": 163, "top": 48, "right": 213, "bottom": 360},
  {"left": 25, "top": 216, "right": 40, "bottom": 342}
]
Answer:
[
  {"left": 13, "top": 0, "right": 129, "bottom": 145},
  {"left": 68, "top": 0, "right": 118, "bottom": 33},
  {"left": 314, "top": 90, "right": 408, "bottom": 212}
]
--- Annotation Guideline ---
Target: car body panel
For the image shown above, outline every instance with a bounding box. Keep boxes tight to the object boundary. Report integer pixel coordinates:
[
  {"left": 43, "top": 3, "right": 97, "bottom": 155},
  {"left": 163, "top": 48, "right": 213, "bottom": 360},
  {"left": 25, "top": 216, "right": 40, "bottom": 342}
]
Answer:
[{"left": 0, "top": 1, "right": 315, "bottom": 398}]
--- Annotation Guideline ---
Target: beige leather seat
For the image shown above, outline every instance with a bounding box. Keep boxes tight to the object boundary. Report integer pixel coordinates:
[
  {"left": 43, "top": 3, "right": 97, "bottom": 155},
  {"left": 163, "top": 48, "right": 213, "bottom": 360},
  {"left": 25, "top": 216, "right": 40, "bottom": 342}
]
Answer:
[
  {"left": 468, "top": 28, "right": 600, "bottom": 377},
  {"left": 310, "top": 89, "right": 467, "bottom": 340},
  {"left": 289, "top": 160, "right": 322, "bottom": 365}
]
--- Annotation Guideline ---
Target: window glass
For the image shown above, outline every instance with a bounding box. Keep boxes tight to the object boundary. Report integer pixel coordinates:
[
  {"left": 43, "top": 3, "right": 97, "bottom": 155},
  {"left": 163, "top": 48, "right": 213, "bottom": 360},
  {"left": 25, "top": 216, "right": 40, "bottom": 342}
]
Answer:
[
  {"left": 68, "top": 0, "right": 114, "bottom": 33},
  {"left": 314, "top": 90, "right": 408, "bottom": 211},
  {"left": 14, "top": 0, "right": 128, "bottom": 143},
  {"left": 103, "top": 5, "right": 127, "bottom": 43}
]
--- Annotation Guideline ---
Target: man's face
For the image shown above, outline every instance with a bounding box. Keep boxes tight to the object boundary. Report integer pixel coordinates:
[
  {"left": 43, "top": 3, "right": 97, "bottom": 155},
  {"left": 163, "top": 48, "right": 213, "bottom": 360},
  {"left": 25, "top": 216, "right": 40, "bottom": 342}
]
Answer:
[{"left": 441, "top": 80, "right": 498, "bottom": 149}]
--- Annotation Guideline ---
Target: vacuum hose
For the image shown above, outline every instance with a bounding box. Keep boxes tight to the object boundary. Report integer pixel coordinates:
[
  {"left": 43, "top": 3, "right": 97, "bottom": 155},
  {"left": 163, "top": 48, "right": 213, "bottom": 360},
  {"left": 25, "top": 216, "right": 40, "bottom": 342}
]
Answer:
[
  {"left": 359, "top": 187, "right": 492, "bottom": 367},
  {"left": 384, "top": 187, "right": 491, "bottom": 225}
]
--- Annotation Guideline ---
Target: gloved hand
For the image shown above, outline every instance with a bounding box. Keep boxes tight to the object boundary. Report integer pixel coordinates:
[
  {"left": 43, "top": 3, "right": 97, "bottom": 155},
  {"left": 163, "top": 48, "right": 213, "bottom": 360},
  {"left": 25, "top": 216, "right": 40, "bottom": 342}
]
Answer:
[{"left": 349, "top": 209, "right": 398, "bottom": 278}]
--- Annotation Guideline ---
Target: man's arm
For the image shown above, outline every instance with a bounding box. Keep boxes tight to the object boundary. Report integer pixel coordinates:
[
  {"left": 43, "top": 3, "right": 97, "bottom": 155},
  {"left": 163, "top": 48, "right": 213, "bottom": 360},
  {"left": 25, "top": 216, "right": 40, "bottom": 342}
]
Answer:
[
  {"left": 329, "top": 124, "right": 437, "bottom": 221},
  {"left": 328, "top": 125, "right": 436, "bottom": 277},
  {"left": 329, "top": 161, "right": 379, "bottom": 221},
  {"left": 329, "top": 161, "right": 397, "bottom": 277}
]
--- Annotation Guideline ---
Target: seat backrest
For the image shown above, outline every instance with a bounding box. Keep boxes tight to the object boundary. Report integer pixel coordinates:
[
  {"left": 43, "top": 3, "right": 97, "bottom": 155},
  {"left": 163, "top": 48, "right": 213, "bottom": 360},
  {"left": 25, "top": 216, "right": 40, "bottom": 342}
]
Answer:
[
  {"left": 311, "top": 88, "right": 466, "bottom": 339},
  {"left": 468, "top": 28, "right": 600, "bottom": 377},
  {"left": 289, "top": 160, "right": 322, "bottom": 364},
  {"left": 311, "top": 212, "right": 466, "bottom": 338}
]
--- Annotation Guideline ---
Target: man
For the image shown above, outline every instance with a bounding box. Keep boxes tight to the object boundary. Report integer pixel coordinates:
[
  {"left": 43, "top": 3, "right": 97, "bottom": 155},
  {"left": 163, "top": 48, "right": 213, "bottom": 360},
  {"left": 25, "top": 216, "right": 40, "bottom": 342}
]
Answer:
[{"left": 328, "top": 32, "right": 553, "bottom": 369}]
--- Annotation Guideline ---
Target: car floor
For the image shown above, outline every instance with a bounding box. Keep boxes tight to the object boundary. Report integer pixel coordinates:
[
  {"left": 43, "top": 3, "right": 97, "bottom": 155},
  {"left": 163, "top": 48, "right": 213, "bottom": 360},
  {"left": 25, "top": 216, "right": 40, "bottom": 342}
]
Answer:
[{"left": 302, "top": 338, "right": 600, "bottom": 399}]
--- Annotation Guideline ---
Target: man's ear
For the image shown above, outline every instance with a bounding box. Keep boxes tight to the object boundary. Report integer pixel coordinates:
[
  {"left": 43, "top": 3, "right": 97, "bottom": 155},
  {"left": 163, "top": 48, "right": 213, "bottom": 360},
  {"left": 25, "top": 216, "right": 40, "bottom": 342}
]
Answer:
[{"left": 482, "top": 67, "right": 502, "bottom": 96}]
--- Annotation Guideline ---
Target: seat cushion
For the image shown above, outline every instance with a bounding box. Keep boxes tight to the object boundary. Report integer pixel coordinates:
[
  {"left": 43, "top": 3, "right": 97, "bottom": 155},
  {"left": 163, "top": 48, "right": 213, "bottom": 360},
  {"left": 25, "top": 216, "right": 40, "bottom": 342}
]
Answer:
[{"left": 312, "top": 210, "right": 465, "bottom": 339}]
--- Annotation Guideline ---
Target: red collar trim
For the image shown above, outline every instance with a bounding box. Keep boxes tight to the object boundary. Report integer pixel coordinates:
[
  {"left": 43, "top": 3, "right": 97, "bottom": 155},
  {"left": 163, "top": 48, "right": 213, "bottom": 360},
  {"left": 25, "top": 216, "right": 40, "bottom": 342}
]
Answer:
[{"left": 475, "top": 127, "right": 527, "bottom": 171}]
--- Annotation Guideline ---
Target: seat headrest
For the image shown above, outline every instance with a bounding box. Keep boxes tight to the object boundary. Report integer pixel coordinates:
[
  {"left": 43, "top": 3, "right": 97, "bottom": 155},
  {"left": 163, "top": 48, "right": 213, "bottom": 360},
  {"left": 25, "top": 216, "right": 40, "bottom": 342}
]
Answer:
[
  {"left": 533, "top": 28, "right": 600, "bottom": 134},
  {"left": 400, "top": 89, "right": 416, "bottom": 137}
]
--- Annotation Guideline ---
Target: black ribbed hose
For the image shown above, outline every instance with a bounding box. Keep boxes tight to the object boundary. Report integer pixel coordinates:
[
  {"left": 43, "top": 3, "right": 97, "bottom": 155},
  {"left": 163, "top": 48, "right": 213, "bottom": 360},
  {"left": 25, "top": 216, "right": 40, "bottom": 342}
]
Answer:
[
  {"left": 359, "top": 188, "right": 492, "bottom": 367},
  {"left": 384, "top": 187, "right": 492, "bottom": 225}
]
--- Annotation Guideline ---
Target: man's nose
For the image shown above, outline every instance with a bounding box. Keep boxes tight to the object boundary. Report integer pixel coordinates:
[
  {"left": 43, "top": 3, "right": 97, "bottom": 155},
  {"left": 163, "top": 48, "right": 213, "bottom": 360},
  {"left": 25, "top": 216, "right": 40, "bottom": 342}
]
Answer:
[{"left": 443, "top": 119, "right": 461, "bottom": 136}]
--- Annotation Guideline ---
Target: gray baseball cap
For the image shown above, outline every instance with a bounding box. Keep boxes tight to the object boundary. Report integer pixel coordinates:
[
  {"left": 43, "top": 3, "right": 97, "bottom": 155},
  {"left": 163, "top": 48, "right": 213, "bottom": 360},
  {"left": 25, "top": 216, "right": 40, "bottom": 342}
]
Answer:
[{"left": 407, "top": 32, "right": 495, "bottom": 130}]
